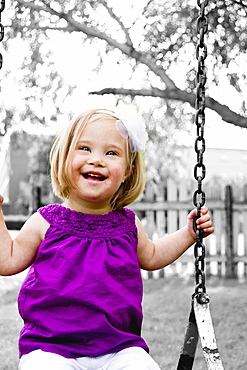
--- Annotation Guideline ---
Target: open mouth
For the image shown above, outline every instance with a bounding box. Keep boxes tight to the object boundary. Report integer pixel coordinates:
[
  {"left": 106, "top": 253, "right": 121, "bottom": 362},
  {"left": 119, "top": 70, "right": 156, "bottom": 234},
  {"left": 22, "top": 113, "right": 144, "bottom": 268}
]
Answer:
[{"left": 83, "top": 173, "right": 106, "bottom": 181}]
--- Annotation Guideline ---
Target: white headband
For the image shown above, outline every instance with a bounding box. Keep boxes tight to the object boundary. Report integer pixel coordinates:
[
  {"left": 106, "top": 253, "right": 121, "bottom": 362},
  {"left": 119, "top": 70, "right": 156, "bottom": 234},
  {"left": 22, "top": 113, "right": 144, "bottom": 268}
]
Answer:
[{"left": 114, "top": 106, "right": 148, "bottom": 153}]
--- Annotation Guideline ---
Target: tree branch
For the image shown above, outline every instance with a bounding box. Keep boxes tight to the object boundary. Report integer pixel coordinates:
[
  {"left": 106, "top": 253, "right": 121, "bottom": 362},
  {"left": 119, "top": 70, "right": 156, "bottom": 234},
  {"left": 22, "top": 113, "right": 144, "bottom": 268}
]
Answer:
[
  {"left": 16, "top": 0, "right": 176, "bottom": 90},
  {"left": 15, "top": 0, "right": 247, "bottom": 129},
  {"left": 98, "top": 0, "right": 133, "bottom": 47},
  {"left": 90, "top": 87, "right": 247, "bottom": 128},
  {"left": 231, "top": 0, "right": 247, "bottom": 9},
  {"left": 17, "top": 0, "right": 47, "bottom": 14}
]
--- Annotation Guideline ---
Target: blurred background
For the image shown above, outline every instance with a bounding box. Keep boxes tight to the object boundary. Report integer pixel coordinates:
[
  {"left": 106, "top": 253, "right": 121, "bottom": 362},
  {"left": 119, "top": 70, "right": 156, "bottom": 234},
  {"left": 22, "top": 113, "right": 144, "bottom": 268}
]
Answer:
[{"left": 0, "top": 1, "right": 247, "bottom": 369}]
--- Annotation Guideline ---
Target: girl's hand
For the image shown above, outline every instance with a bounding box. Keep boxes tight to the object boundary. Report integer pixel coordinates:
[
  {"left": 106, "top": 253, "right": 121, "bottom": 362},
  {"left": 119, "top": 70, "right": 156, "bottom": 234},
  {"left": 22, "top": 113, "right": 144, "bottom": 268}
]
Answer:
[
  {"left": 187, "top": 207, "right": 214, "bottom": 240},
  {"left": 0, "top": 195, "right": 4, "bottom": 206}
]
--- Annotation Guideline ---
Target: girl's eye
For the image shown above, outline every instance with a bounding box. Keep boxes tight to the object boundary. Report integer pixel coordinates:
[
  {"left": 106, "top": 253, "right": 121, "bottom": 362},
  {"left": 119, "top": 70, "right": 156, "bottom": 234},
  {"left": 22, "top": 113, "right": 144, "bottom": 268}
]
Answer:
[
  {"left": 106, "top": 150, "right": 117, "bottom": 156},
  {"left": 79, "top": 146, "right": 90, "bottom": 152}
]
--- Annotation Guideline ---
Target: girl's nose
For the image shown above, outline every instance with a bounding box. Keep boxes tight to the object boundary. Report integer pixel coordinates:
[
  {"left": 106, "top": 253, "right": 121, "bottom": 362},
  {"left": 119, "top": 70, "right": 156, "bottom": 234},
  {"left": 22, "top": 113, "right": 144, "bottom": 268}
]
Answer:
[{"left": 87, "top": 156, "right": 105, "bottom": 167}]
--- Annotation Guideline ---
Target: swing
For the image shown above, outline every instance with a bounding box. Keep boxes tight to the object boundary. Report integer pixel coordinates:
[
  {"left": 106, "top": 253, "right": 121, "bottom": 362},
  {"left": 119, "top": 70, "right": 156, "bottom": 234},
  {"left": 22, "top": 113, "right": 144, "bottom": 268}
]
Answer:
[
  {"left": 0, "top": 0, "right": 4, "bottom": 70},
  {"left": 176, "top": 2, "right": 224, "bottom": 369},
  {"left": 0, "top": 1, "right": 225, "bottom": 368}
]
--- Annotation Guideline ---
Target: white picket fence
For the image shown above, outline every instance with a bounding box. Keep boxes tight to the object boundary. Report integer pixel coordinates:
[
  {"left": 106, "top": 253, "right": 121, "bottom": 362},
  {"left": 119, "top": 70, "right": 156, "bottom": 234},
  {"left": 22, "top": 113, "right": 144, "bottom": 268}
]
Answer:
[
  {"left": 130, "top": 178, "right": 247, "bottom": 280},
  {"left": 3, "top": 177, "right": 247, "bottom": 281}
]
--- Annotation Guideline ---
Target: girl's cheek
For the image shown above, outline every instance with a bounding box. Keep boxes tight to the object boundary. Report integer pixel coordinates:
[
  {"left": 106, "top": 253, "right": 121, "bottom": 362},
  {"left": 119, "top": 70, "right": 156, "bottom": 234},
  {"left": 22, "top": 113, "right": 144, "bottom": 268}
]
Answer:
[{"left": 111, "top": 167, "right": 125, "bottom": 181}]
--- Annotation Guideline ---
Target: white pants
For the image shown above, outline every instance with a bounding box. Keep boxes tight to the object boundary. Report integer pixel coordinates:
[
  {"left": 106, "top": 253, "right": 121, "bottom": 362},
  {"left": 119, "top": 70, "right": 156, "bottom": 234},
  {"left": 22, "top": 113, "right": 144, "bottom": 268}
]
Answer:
[{"left": 18, "top": 347, "right": 161, "bottom": 370}]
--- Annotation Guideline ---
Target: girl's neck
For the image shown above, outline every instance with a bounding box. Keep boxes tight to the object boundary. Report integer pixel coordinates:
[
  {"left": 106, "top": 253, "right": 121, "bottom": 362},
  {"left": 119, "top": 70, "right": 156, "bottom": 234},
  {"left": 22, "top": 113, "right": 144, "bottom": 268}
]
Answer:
[{"left": 62, "top": 199, "right": 113, "bottom": 215}]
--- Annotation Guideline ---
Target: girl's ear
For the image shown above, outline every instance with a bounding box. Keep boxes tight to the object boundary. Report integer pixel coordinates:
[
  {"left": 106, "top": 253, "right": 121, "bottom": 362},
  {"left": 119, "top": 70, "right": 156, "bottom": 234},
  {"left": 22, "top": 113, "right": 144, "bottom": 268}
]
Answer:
[{"left": 122, "top": 165, "right": 135, "bottom": 183}]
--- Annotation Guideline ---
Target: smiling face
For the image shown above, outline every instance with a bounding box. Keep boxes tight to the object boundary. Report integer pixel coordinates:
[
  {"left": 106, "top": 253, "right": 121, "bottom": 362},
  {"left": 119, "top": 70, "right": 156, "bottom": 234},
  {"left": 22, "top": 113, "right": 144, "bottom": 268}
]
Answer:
[{"left": 63, "top": 117, "right": 129, "bottom": 214}]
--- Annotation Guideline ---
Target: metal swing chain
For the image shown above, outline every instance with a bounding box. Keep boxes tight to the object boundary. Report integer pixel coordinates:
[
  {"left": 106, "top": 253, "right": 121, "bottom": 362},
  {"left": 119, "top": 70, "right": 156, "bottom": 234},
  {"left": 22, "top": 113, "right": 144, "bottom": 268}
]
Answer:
[
  {"left": 193, "top": 0, "right": 209, "bottom": 304},
  {"left": 0, "top": 0, "right": 5, "bottom": 74},
  {"left": 177, "top": 3, "right": 225, "bottom": 369}
]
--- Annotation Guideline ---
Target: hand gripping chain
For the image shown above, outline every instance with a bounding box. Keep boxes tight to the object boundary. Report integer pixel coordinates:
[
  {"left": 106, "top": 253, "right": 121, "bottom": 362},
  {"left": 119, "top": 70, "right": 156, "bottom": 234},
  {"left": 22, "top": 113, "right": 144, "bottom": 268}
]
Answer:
[
  {"left": 177, "top": 2, "right": 224, "bottom": 369},
  {"left": 193, "top": 0, "right": 208, "bottom": 302}
]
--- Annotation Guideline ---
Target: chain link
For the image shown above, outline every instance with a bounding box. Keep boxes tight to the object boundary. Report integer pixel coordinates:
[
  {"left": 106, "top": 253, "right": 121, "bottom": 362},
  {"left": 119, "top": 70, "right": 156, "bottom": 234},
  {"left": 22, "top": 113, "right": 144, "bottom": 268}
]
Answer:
[
  {"left": 193, "top": 0, "right": 209, "bottom": 303},
  {"left": 0, "top": 0, "right": 5, "bottom": 73}
]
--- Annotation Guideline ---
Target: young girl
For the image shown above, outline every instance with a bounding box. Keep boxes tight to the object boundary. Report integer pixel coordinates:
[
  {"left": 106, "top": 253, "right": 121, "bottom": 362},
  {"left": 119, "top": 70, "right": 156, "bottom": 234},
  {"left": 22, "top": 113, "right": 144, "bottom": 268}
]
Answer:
[{"left": 0, "top": 107, "right": 214, "bottom": 370}]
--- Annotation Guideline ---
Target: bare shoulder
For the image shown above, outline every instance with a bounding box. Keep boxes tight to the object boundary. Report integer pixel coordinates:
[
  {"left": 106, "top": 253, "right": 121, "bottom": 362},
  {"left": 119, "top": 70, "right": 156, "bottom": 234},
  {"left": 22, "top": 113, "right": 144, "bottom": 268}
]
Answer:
[
  {"left": 20, "top": 211, "right": 50, "bottom": 240},
  {"left": 135, "top": 215, "right": 155, "bottom": 270},
  {"left": 9, "top": 212, "right": 50, "bottom": 274},
  {"left": 135, "top": 215, "right": 146, "bottom": 238}
]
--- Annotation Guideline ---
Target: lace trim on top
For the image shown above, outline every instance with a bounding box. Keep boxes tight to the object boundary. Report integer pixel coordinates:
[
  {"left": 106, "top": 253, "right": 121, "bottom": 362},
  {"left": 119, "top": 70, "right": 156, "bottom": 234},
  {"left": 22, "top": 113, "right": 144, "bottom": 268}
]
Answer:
[{"left": 38, "top": 204, "right": 137, "bottom": 238}]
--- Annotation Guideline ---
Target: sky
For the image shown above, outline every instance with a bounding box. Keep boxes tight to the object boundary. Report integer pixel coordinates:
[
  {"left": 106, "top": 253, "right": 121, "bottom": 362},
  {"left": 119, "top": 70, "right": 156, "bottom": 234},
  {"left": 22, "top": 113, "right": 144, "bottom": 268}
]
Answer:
[
  {"left": 1, "top": 1, "right": 247, "bottom": 150},
  {"left": 43, "top": 31, "right": 247, "bottom": 151},
  {"left": 204, "top": 114, "right": 247, "bottom": 150}
]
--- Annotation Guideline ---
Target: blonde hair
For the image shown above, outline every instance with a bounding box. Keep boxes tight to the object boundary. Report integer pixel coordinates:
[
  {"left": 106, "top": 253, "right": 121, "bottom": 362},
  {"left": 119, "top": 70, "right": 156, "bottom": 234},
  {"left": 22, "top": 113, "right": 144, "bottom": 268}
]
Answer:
[{"left": 50, "top": 109, "right": 146, "bottom": 211}]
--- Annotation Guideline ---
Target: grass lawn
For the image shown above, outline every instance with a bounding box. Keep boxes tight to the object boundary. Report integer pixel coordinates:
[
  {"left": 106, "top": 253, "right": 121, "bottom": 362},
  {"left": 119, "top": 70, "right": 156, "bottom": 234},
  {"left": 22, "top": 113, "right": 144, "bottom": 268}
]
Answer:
[{"left": 0, "top": 276, "right": 246, "bottom": 370}]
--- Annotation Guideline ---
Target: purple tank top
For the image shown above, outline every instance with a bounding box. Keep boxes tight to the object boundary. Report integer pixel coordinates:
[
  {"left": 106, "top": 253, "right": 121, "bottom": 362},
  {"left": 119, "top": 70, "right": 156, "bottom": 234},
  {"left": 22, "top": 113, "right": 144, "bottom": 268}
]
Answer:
[{"left": 18, "top": 204, "right": 149, "bottom": 358}]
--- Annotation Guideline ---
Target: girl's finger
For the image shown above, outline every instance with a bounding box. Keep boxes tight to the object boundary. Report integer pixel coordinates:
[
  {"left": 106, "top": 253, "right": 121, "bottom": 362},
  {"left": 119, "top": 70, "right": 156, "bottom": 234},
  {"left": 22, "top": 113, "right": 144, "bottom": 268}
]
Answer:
[
  {"left": 196, "top": 214, "right": 210, "bottom": 224},
  {"left": 200, "top": 206, "right": 208, "bottom": 214},
  {"left": 198, "top": 221, "right": 212, "bottom": 229}
]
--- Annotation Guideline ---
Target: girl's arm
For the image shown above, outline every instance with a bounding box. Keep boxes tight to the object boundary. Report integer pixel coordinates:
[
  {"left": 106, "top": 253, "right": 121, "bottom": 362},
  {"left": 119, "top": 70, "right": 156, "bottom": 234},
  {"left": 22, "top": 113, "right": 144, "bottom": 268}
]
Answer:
[
  {"left": 137, "top": 207, "right": 214, "bottom": 271},
  {"left": 0, "top": 195, "right": 49, "bottom": 276}
]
